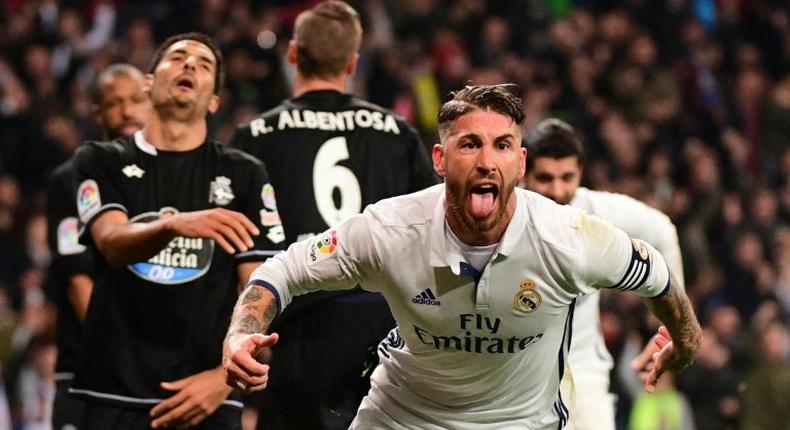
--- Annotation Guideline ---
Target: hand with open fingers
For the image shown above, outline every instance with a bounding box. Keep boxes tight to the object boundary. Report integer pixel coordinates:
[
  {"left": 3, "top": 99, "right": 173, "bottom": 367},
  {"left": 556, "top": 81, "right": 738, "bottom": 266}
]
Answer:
[
  {"left": 166, "top": 208, "right": 260, "bottom": 254},
  {"left": 631, "top": 326, "right": 672, "bottom": 384},
  {"left": 642, "top": 326, "right": 695, "bottom": 393},
  {"left": 222, "top": 332, "right": 279, "bottom": 395},
  {"left": 149, "top": 367, "right": 231, "bottom": 429}
]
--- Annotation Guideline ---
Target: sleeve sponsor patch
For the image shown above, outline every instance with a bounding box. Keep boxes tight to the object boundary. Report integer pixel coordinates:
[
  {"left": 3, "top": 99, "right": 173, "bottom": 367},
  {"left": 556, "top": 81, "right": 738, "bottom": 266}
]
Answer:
[
  {"left": 57, "top": 217, "right": 87, "bottom": 255},
  {"left": 261, "top": 183, "right": 277, "bottom": 211},
  {"left": 77, "top": 179, "right": 101, "bottom": 222},
  {"left": 307, "top": 230, "right": 337, "bottom": 265}
]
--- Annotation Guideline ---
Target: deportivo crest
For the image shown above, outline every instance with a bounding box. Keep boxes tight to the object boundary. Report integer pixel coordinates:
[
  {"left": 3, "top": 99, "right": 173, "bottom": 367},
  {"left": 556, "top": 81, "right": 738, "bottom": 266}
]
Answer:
[
  {"left": 127, "top": 207, "right": 214, "bottom": 285},
  {"left": 307, "top": 230, "right": 338, "bottom": 265},
  {"left": 77, "top": 179, "right": 101, "bottom": 221},
  {"left": 513, "top": 280, "right": 542, "bottom": 313},
  {"left": 261, "top": 183, "right": 277, "bottom": 211},
  {"left": 122, "top": 164, "right": 145, "bottom": 178},
  {"left": 57, "top": 217, "right": 86, "bottom": 255},
  {"left": 209, "top": 176, "right": 235, "bottom": 206}
]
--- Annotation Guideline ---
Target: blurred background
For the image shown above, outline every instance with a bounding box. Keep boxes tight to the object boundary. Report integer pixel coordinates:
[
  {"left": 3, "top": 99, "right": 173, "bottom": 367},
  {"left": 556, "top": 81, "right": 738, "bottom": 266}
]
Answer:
[{"left": 0, "top": 0, "right": 787, "bottom": 429}]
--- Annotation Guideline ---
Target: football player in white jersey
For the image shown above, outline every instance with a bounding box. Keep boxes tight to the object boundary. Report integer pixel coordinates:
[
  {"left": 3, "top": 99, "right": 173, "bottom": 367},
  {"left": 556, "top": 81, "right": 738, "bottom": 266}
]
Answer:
[
  {"left": 222, "top": 84, "right": 701, "bottom": 429},
  {"left": 522, "top": 118, "right": 685, "bottom": 430}
]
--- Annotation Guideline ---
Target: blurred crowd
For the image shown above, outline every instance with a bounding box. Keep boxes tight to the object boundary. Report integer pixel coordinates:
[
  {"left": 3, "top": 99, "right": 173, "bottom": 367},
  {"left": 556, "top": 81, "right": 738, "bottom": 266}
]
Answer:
[{"left": 0, "top": 0, "right": 787, "bottom": 429}]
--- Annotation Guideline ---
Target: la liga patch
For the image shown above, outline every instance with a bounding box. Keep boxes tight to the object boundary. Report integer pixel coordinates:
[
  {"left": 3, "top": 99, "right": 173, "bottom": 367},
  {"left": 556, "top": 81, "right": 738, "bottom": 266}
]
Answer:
[{"left": 77, "top": 179, "right": 101, "bottom": 221}]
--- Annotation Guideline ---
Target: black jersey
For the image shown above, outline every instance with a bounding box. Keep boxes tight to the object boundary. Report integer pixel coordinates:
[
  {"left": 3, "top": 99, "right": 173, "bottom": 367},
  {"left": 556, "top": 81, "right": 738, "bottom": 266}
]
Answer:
[
  {"left": 229, "top": 90, "right": 437, "bottom": 245},
  {"left": 46, "top": 159, "right": 95, "bottom": 377},
  {"left": 70, "top": 132, "right": 285, "bottom": 410}
]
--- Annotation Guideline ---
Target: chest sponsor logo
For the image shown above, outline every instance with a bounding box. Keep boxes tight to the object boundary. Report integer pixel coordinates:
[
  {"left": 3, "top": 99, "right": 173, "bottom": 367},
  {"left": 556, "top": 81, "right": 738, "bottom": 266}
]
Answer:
[
  {"left": 76, "top": 179, "right": 101, "bottom": 220},
  {"left": 57, "top": 217, "right": 86, "bottom": 255},
  {"left": 414, "top": 314, "right": 544, "bottom": 354},
  {"left": 122, "top": 164, "right": 145, "bottom": 178},
  {"left": 307, "top": 230, "right": 337, "bottom": 265},
  {"left": 127, "top": 207, "right": 214, "bottom": 284},
  {"left": 209, "top": 176, "right": 235, "bottom": 206},
  {"left": 411, "top": 288, "right": 440, "bottom": 306},
  {"left": 513, "top": 280, "right": 542, "bottom": 314}
]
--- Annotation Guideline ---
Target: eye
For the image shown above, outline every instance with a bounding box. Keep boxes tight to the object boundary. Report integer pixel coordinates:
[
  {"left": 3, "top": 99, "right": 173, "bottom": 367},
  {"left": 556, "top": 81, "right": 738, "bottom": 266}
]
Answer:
[{"left": 497, "top": 141, "right": 510, "bottom": 150}]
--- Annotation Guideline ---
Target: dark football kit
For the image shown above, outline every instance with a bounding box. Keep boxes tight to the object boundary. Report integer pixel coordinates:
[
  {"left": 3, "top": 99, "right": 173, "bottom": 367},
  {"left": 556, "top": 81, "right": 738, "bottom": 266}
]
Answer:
[
  {"left": 229, "top": 89, "right": 437, "bottom": 429},
  {"left": 71, "top": 132, "right": 286, "bottom": 429}
]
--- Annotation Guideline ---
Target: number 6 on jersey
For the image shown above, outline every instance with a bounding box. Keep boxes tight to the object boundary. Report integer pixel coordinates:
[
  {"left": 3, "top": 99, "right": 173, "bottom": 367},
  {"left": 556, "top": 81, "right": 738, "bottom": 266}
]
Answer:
[{"left": 313, "top": 136, "right": 362, "bottom": 226}]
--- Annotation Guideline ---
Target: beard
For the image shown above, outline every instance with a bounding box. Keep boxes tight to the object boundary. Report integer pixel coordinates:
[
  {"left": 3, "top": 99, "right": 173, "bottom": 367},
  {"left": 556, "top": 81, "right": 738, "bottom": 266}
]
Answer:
[{"left": 445, "top": 175, "right": 519, "bottom": 237}]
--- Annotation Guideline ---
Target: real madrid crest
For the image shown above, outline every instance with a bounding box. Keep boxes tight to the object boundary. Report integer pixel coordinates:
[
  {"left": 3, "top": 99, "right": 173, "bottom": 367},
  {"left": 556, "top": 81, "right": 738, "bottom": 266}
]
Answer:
[
  {"left": 209, "top": 176, "right": 235, "bottom": 206},
  {"left": 513, "top": 280, "right": 542, "bottom": 313}
]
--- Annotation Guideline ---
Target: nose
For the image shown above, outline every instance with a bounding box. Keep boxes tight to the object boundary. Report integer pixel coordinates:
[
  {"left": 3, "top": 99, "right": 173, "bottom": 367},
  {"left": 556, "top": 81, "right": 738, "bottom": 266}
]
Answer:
[
  {"left": 475, "top": 145, "right": 497, "bottom": 175},
  {"left": 183, "top": 55, "right": 197, "bottom": 71},
  {"left": 548, "top": 180, "right": 565, "bottom": 199}
]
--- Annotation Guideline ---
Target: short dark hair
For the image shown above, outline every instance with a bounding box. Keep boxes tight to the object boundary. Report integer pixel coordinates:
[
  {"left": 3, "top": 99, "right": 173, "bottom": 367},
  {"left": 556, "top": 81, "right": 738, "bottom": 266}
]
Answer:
[
  {"left": 437, "top": 84, "right": 525, "bottom": 138},
  {"left": 90, "top": 63, "right": 144, "bottom": 104},
  {"left": 148, "top": 32, "right": 224, "bottom": 95},
  {"left": 294, "top": 1, "right": 362, "bottom": 78},
  {"left": 524, "top": 118, "right": 584, "bottom": 171}
]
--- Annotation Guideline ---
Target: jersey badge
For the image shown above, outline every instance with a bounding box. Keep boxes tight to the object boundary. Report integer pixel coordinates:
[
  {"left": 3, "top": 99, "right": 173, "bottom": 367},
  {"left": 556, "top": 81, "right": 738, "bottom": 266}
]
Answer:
[
  {"left": 209, "top": 176, "right": 235, "bottom": 206},
  {"left": 261, "top": 183, "right": 277, "bottom": 211},
  {"left": 57, "top": 217, "right": 86, "bottom": 255},
  {"left": 122, "top": 164, "right": 145, "bottom": 178},
  {"left": 513, "top": 280, "right": 541, "bottom": 313},
  {"left": 307, "top": 230, "right": 337, "bottom": 265},
  {"left": 77, "top": 179, "right": 101, "bottom": 221},
  {"left": 127, "top": 207, "right": 215, "bottom": 285}
]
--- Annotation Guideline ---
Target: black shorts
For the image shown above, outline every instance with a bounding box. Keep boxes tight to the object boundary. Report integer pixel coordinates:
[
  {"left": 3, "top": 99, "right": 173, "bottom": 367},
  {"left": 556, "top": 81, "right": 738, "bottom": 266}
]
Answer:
[
  {"left": 53, "top": 378, "right": 88, "bottom": 429},
  {"left": 255, "top": 291, "right": 395, "bottom": 430},
  {"left": 81, "top": 401, "right": 241, "bottom": 430}
]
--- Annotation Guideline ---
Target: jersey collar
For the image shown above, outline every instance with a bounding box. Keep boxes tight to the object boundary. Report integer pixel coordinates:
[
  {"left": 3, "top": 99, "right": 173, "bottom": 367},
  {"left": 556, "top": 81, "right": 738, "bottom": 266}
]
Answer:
[
  {"left": 428, "top": 185, "right": 526, "bottom": 271},
  {"left": 134, "top": 131, "right": 157, "bottom": 156}
]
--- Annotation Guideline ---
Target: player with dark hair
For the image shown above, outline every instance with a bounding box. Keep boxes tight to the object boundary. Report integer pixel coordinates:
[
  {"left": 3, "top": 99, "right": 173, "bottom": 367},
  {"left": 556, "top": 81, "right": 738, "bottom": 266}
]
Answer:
[
  {"left": 70, "top": 33, "right": 285, "bottom": 429},
  {"left": 228, "top": 1, "right": 436, "bottom": 428},
  {"left": 46, "top": 62, "right": 149, "bottom": 430},
  {"left": 522, "top": 118, "right": 686, "bottom": 430},
  {"left": 223, "top": 84, "right": 701, "bottom": 429}
]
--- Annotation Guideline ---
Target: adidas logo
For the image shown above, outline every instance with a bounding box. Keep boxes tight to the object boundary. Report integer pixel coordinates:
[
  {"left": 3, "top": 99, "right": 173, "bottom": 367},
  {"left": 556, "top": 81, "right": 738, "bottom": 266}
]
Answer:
[{"left": 411, "top": 289, "right": 441, "bottom": 306}]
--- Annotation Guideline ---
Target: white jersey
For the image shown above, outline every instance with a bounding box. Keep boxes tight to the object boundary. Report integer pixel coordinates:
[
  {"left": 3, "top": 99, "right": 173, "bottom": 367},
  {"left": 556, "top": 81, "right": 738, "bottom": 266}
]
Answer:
[
  {"left": 568, "top": 187, "right": 684, "bottom": 380},
  {"left": 251, "top": 184, "right": 671, "bottom": 429}
]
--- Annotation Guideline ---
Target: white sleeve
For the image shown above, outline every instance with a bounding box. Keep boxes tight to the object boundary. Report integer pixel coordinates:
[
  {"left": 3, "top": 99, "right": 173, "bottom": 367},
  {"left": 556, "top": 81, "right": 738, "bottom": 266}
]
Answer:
[
  {"left": 573, "top": 212, "right": 671, "bottom": 298},
  {"left": 581, "top": 190, "right": 685, "bottom": 291},
  {"left": 247, "top": 213, "right": 381, "bottom": 314}
]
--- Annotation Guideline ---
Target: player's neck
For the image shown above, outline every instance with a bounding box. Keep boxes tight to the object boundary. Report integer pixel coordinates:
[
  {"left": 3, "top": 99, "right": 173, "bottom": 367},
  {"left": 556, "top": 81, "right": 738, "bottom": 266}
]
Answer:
[
  {"left": 142, "top": 116, "right": 206, "bottom": 152},
  {"left": 293, "top": 74, "right": 347, "bottom": 97}
]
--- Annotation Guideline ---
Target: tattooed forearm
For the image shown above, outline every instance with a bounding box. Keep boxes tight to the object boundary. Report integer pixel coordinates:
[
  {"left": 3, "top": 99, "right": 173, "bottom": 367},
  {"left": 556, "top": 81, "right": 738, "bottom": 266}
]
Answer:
[
  {"left": 227, "top": 284, "right": 278, "bottom": 337},
  {"left": 642, "top": 273, "right": 702, "bottom": 370},
  {"left": 241, "top": 284, "right": 263, "bottom": 305}
]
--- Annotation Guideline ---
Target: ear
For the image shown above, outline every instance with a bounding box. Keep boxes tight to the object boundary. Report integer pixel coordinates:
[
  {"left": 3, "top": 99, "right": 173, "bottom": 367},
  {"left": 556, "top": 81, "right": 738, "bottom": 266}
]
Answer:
[
  {"left": 287, "top": 40, "right": 298, "bottom": 65},
  {"left": 207, "top": 94, "right": 221, "bottom": 114},
  {"left": 432, "top": 144, "right": 447, "bottom": 178},
  {"left": 142, "top": 73, "right": 154, "bottom": 94},
  {"left": 345, "top": 53, "right": 359, "bottom": 76},
  {"left": 518, "top": 147, "right": 527, "bottom": 179}
]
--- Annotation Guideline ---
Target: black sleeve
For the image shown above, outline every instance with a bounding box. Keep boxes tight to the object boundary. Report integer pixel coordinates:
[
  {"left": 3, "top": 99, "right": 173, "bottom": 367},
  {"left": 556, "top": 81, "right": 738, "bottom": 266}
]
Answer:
[
  {"left": 405, "top": 126, "right": 439, "bottom": 192},
  {"left": 233, "top": 158, "right": 287, "bottom": 264},
  {"left": 46, "top": 165, "right": 95, "bottom": 282},
  {"left": 72, "top": 142, "right": 128, "bottom": 237},
  {"left": 226, "top": 126, "right": 250, "bottom": 153}
]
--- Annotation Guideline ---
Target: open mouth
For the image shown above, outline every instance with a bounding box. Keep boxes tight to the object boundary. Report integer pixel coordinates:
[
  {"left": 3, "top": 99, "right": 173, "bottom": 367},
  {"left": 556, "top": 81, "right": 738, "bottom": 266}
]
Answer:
[
  {"left": 469, "top": 184, "right": 499, "bottom": 218},
  {"left": 176, "top": 77, "right": 195, "bottom": 90}
]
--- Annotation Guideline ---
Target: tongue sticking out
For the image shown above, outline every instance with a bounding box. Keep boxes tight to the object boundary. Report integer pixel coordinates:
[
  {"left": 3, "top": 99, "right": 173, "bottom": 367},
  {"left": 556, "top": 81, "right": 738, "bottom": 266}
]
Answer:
[{"left": 470, "top": 192, "right": 495, "bottom": 218}]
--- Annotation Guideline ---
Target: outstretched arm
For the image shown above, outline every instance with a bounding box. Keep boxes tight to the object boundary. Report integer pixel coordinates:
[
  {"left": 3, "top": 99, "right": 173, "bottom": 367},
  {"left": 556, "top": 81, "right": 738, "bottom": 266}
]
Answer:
[
  {"left": 640, "top": 272, "right": 701, "bottom": 392},
  {"left": 222, "top": 283, "right": 280, "bottom": 394}
]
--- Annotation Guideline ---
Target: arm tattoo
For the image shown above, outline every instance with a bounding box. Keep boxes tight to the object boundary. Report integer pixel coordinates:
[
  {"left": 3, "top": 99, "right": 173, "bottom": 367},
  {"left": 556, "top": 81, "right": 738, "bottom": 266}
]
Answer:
[
  {"left": 227, "top": 284, "right": 277, "bottom": 337},
  {"left": 643, "top": 277, "right": 702, "bottom": 370}
]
